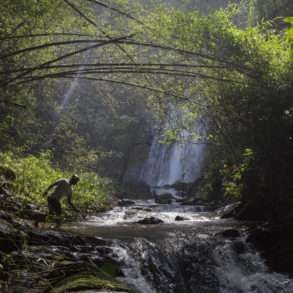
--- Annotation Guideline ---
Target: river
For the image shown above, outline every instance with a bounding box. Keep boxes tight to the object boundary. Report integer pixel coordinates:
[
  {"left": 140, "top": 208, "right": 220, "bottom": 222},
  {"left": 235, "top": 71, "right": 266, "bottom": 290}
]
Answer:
[{"left": 66, "top": 199, "right": 293, "bottom": 293}]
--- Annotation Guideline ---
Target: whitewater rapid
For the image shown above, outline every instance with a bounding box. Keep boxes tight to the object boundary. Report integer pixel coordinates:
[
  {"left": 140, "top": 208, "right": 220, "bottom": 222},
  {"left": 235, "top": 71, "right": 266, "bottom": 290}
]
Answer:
[{"left": 66, "top": 200, "right": 293, "bottom": 293}]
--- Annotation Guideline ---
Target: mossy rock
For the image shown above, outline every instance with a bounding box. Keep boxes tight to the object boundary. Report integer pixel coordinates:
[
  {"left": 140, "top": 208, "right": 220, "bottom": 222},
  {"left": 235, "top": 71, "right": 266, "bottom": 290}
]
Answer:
[
  {"left": 49, "top": 273, "right": 131, "bottom": 292},
  {"left": 99, "top": 262, "right": 123, "bottom": 278}
]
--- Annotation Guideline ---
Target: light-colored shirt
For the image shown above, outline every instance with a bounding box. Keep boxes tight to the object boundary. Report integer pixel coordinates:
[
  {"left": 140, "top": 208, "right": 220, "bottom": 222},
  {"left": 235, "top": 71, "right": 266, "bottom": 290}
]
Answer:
[{"left": 49, "top": 179, "right": 72, "bottom": 201}]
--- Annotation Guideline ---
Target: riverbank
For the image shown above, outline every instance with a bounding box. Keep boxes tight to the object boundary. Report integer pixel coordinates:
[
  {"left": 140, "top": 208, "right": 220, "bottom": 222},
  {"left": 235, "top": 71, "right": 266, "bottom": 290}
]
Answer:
[
  {"left": 0, "top": 206, "right": 132, "bottom": 292},
  {"left": 0, "top": 171, "right": 131, "bottom": 292}
]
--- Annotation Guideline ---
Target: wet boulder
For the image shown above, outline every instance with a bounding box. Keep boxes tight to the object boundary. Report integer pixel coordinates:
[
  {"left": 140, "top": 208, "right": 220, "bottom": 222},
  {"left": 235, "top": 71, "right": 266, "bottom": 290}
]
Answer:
[
  {"left": 155, "top": 193, "right": 173, "bottom": 204},
  {"left": 118, "top": 199, "right": 136, "bottom": 207},
  {"left": 218, "top": 229, "right": 240, "bottom": 238},
  {"left": 245, "top": 224, "right": 293, "bottom": 272},
  {"left": 123, "top": 209, "right": 137, "bottom": 219},
  {"left": 232, "top": 240, "right": 247, "bottom": 254},
  {"left": 137, "top": 216, "right": 164, "bottom": 225},
  {"left": 175, "top": 215, "right": 190, "bottom": 221},
  {"left": 217, "top": 202, "right": 241, "bottom": 218},
  {"left": 181, "top": 198, "right": 200, "bottom": 205},
  {"left": 132, "top": 206, "right": 152, "bottom": 212},
  {"left": 5, "top": 240, "right": 128, "bottom": 292},
  {"left": 0, "top": 218, "right": 24, "bottom": 252},
  {"left": 21, "top": 203, "right": 47, "bottom": 223},
  {"left": 27, "top": 228, "right": 108, "bottom": 247},
  {"left": 153, "top": 186, "right": 176, "bottom": 204}
]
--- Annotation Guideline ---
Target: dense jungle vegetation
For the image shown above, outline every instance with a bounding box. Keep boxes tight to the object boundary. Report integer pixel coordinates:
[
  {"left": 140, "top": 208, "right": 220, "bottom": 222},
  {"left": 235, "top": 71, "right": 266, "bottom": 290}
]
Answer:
[
  {"left": 0, "top": 0, "right": 293, "bottom": 218},
  {"left": 2, "top": 1, "right": 293, "bottom": 292}
]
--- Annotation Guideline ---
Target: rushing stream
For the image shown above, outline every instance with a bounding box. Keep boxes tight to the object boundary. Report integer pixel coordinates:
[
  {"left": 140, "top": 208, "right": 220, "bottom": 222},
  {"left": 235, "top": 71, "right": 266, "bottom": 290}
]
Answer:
[{"left": 67, "top": 200, "right": 293, "bottom": 293}]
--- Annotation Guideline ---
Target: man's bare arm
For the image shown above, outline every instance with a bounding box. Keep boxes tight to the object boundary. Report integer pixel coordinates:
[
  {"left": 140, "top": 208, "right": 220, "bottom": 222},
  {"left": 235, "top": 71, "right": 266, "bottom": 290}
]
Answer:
[{"left": 67, "top": 192, "right": 79, "bottom": 212}]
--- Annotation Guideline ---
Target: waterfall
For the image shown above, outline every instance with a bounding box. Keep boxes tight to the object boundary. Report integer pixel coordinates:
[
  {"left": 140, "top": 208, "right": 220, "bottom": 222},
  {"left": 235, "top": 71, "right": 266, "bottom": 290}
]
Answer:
[{"left": 141, "top": 126, "right": 205, "bottom": 189}]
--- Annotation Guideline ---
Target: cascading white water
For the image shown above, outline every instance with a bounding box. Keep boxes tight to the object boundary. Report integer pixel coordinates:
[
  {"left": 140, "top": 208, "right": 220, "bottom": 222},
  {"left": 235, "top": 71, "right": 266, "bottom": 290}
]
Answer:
[
  {"left": 141, "top": 127, "right": 205, "bottom": 188},
  {"left": 114, "top": 230, "right": 293, "bottom": 293},
  {"left": 67, "top": 197, "right": 293, "bottom": 293}
]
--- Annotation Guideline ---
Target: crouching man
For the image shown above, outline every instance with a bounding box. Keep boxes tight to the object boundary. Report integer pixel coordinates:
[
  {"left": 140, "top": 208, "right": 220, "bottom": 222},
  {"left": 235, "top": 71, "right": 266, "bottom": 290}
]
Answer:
[{"left": 42, "top": 174, "right": 80, "bottom": 227}]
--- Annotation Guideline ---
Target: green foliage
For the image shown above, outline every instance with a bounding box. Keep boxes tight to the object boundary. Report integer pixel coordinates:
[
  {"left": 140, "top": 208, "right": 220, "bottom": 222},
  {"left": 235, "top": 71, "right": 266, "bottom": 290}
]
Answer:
[
  {"left": 248, "top": 0, "right": 293, "bottom": 24},
  {"left": 1, "top": 0, "right": 293, "bottom": 213},
  {"left": 0, "top": 0, "right": 152, "bottom": 183},
  {"left": 0, "top": 152, "right": 112, "bottom": 212},
  {"left": 125, "top": 2, "right": 293, "bottom": 206},
  {"left": 284, "top": 17, "right": 293, "bottom": 43},
  {"left": 221, "top": 148, "right": 254, "bottom": 199},
  {"left": 161, "top": 129, "right": 180, "bottom": 144},
  {"left": 74, "top": 172, "right": 113, "bottom": 211}
]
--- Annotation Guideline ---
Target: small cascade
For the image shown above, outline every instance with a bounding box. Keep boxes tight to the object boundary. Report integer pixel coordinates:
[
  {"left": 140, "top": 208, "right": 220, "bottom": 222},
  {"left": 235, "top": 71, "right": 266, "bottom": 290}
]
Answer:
[
  {"left": 114, "top": 244, "right": 157, "bottom": 293},
  {"left": 213, "top": 239, "right": 293, "bottom": 293},
  {"left": 85, "top": 199, "right": 212, "bottom": 227},
  {"left": 115, "top": 234, "right": 293, "bottom": 293},
  {"left": 68, "top": 200, "right": 293, "bottom": 293}
]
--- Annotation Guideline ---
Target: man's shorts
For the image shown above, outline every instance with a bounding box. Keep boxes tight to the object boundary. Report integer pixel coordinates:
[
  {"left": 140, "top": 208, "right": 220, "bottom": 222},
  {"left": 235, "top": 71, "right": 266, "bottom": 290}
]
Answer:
[{"left": 47, "top": 196, "right": 62, "bottom": 215}]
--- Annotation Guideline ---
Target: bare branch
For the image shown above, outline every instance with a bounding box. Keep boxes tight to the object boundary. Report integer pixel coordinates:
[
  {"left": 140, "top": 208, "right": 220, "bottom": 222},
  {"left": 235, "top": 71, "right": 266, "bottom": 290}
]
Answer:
[
  {"left": 2, "top": 34, "right": 134, "bottom": 87},
  {"left": 64, "top": 0, "right": 137, "bottom": 64},
  {"left": 14, "top": 67, "right": 245, "bottom": 85},
  {"left": 0, "top": 32, "right": 96, "bottom": 41},
  {"left": 1, "top": 39, "right": 108, "bottom": 59},
  {"left": 0, "top": 63, "right": 231, "bottom": 75},
  {"left": 64, "top": 0, "right": 98, "bottom": 27},
  {"left": 0, "top": 100, "right": 26, "bottom": 108},
  {"left": 115, "top": 40, "right": 258, "bottom": 77}
]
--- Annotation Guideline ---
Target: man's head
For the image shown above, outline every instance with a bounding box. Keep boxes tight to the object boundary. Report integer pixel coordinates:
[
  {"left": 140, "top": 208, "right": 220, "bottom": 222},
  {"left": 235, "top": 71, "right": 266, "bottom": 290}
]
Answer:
[{"left": 69, "top": 174, "right": 80, "bottom": 185}]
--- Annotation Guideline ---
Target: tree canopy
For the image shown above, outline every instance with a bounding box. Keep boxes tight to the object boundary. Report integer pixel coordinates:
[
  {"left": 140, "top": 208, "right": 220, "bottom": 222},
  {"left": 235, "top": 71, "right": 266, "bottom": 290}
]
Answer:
[{"left": 1, "top": 0, "right": 293, "bottom": 218}]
